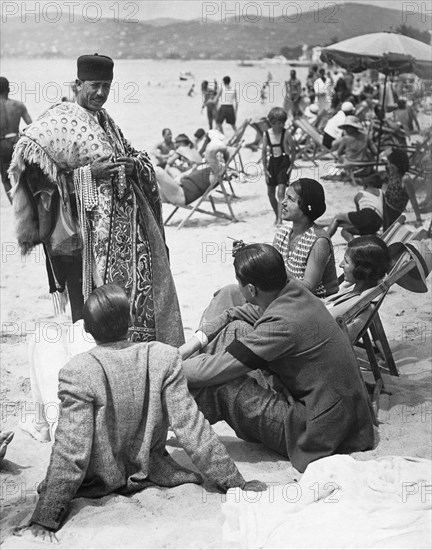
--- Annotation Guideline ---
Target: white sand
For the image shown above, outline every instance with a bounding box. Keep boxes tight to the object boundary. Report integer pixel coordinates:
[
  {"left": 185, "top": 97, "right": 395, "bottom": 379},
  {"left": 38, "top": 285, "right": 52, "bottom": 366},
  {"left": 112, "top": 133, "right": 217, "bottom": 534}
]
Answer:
[{"left": 1, "top": 123, "right": 431, "bottom": 548}]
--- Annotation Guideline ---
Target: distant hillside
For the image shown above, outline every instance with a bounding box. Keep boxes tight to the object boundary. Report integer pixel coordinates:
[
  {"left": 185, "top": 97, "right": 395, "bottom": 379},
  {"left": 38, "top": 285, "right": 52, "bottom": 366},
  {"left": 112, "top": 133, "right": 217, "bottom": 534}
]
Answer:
[{"left": 1, "top": 3, "right": 431, "bottom": 59}]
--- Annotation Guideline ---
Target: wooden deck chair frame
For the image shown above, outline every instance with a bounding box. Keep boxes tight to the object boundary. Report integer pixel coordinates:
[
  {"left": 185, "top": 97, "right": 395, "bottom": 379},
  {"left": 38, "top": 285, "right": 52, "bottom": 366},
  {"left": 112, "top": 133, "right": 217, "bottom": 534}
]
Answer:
[
  {"left": 336, "top": 214, "right": 424, "bottom": 380},
  {"left": 336, "top": 253, "right": 417, "bottom": 408},
  {"left": 336, "top": 160, "right": 387, "bottom": 186},
  {"left": 226, "top": 118, "right": 251, "bottom": 174},
  {"left": 163, "top": 144, "right": 242, "bottom": 230},
  {"left": 292, "top": 118, "right": 338, "bottom": 165}
]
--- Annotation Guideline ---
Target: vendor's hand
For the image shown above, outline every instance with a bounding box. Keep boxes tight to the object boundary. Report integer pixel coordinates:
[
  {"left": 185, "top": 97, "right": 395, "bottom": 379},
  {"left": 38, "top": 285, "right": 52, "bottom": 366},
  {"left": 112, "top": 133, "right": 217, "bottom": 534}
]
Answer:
[
  {"left": 90, "top": 155, "right": 124, "bottom": 179},
  {"left": 242, "top": 480, "right": 267, "bottom": 492},
  {"left": 13, "top": 523, "right": 59, "bottom": 543},
  {"left": 116, "top": 156, "right": 135, "bottom": 176},
  {"left": 414, "top": 218, "right": 423, "bottom": 228}
]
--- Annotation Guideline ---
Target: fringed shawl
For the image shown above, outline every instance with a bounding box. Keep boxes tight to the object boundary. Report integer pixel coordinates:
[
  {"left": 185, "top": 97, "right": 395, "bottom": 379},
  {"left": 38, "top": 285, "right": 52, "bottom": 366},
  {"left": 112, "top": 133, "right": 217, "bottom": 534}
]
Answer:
[{"left": 10, "top": 102, "right": 184, "bottom": 346}]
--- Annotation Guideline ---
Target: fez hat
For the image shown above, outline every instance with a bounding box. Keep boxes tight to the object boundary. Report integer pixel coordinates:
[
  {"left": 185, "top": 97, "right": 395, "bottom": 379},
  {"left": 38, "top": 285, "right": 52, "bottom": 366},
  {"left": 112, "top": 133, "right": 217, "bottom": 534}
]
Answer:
[
  {"left": 77, "top": 54, "right": 114, "bottom": 81},
  {"left": 388, "top": 240, "right": 432, "bottom": 293}
]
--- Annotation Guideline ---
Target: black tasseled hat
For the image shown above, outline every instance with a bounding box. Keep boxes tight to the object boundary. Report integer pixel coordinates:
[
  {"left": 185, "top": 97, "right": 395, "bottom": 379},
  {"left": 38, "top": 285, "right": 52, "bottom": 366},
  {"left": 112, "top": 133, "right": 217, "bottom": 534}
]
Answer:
[{"left": 77, "top": 54, "right": 114, "bottom": 81}]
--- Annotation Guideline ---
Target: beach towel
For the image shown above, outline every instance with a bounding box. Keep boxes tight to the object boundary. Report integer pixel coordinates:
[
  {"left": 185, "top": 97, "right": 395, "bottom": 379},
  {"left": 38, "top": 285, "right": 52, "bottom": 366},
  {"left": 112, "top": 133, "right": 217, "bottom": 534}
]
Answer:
[{"left": 222, "top": 454, "right": 432, "bottom": 549}]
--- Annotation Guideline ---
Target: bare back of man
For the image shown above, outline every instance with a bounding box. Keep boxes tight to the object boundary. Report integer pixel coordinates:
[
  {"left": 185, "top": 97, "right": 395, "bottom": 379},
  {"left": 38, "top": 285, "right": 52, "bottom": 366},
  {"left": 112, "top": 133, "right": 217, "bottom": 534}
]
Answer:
[{"left": 0, "top": 78, "right": 32, "bottom": 202}]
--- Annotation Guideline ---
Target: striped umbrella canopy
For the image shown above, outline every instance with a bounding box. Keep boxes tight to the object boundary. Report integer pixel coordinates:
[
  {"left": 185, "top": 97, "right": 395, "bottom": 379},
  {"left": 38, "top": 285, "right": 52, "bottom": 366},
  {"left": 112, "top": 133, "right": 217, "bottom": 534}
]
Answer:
[{"left": 321, "top": 32, "right": 432, "bottom": 79}]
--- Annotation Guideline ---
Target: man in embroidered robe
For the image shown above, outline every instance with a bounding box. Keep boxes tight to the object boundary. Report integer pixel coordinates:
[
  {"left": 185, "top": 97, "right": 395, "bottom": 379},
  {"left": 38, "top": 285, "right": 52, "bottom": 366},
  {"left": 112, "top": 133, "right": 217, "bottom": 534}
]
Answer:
[
  {"left": 180, "top": 244, "right": 375, "bottom": 474},
  {"left": 9, "top": 54, "right": 183, "bottom": 345}
]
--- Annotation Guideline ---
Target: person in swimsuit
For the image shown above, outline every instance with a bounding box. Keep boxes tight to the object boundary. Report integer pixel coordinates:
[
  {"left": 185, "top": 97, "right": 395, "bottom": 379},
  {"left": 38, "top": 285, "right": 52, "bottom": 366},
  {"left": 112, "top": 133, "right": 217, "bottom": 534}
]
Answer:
[
  {"left": 327, "top": 173, "right": 384, "bottom": 242},
  {"left": 154, "top": 131, "right": 228, "bottom": 207},
  {"left": 0, "top": 76, "right": 32, "bottom": 202},
  {"left": 383, "top": 148, "right": 423, "bottom": 229},
  {"left": 262, "top": 107, "right": 296, "bottom": 225}
]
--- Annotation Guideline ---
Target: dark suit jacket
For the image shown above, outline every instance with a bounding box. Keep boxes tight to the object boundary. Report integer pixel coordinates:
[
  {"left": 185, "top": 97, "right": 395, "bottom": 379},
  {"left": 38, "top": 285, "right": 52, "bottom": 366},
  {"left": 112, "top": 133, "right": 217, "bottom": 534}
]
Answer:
[
  {"left": 31, "top": 341, "right": 245, "bottom": 530},
  {"left": 184, "top": 279, "right": 375, "bottom": 473}
]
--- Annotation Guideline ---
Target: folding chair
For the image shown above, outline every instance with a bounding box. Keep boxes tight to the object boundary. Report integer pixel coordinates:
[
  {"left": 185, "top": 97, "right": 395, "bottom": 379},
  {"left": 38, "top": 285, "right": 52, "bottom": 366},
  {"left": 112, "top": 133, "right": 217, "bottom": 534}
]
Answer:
[
  {"left": 336, "top": 159, "right": 386, "bottom": 186},
  {"left": 226, "top": 118, "right": 251, "bottom": 174},
  {"left": 336, "top": 250, "right": 418, "bottom": 410},
  {"left": 163, "top": 144, "right": 242, "bottom": 230},
  {"left": 292, "top": 118, "right": 338, "bottom": 165}
]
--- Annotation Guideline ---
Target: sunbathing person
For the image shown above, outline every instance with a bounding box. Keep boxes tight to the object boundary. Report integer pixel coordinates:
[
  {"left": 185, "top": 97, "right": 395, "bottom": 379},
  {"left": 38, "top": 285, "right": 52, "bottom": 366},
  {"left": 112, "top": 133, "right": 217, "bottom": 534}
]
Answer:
[
  {"left": 164, "top": 133, "right": 202, "bottom": 178},
  {"left": 383, "top": 148, "right": 423, "bottom": 229},
  {"left": 151, "top": 128, "right": 175, "bottom": 169},
  {"left": 326, "top": 173, "right": 383, "bottom": 242},
  {"left": 335, "top": 115, "right": 375, "bottom": 164},
  {"left": 155, "top": 133, "right": 228, "bottom": 207},
  {"left": 15, "top": 284, "right": 264, "bottom": 539},
  {"left": 181, "top": 244, "right": 375, "bottom": 474}
]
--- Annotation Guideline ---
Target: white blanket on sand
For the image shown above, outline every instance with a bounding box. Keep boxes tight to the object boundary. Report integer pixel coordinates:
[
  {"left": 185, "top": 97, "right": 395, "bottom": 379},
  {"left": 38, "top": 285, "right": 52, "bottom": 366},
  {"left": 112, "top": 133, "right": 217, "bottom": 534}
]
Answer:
[{"left": 222, "top": 454, "right": 432, "bottom": 550}]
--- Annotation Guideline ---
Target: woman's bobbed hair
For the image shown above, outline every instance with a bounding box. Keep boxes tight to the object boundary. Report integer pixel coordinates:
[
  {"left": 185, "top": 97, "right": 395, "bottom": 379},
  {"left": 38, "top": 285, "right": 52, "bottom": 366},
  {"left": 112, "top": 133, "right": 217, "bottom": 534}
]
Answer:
[
  {"left": 291, "top": 178, "right": 327, "bottom": 222},
  {"left": 347, "top": 236, "right": 391, "bottom": 284},
  {"left": 83, "top": 284, "right": 130, "bottom": 343}
]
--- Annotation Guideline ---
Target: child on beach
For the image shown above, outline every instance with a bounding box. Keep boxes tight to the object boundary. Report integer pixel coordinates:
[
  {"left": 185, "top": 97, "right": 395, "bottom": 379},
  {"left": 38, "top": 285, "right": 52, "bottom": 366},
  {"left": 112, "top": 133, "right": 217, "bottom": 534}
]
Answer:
[
  {"left": 262, "top": 107, "right": 296, "bottom": 224},
  {"left": 327, "top": 173, "right": 384, "bottom": 242}
]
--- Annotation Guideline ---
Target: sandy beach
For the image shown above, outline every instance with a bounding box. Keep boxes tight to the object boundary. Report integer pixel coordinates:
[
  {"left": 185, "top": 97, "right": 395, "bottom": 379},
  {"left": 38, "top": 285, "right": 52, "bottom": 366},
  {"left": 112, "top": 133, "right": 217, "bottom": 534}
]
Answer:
[{"left": 0, "top": 85, "right": 431, "bottom": 547}]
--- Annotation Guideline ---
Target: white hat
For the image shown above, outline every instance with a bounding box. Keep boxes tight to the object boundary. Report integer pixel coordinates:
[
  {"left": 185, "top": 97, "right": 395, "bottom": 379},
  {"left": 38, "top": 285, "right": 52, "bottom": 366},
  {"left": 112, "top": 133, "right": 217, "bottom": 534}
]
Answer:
[
  {"left": 339, "top": 115, "right": 363, "bottom": 130},
  {"left": 341, "top": 101, "right": 355, "bottom": 112}
]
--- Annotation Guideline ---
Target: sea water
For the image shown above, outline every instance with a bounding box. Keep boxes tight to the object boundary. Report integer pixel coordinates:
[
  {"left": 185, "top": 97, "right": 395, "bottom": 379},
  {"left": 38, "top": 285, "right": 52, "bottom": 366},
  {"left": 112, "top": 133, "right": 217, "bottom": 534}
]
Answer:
[{"left": 1, "top": 58, "right": 310, "bottom": 150}]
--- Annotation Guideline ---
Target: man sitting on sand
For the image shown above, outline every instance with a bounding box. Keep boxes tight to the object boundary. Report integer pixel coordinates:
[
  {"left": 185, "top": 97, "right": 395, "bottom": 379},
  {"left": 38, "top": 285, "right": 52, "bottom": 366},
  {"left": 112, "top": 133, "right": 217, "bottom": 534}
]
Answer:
[
  {"left": 155, "top": 130, "right": 228, "bottom": 206},
  {"left": 15, "top": 284, "right": 264, "bottom": 540},
  {"left": 181, "top": 244, "right": 375, "bottom": 474}
]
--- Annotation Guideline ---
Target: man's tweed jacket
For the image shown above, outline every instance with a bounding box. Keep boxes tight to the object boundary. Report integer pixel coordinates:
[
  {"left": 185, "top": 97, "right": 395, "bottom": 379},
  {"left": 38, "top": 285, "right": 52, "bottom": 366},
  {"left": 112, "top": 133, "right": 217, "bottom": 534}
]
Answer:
[{"left": 31, "top": 341, "right": 245, "bottom": 530}]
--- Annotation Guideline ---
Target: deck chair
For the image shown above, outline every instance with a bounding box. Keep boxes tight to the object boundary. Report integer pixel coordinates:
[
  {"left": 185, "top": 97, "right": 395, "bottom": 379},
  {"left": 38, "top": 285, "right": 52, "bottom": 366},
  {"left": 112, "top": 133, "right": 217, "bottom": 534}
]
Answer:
[
  {"left": 292, "top": 118, "right": 338, "bottom": 165},
  {"left": 226, "top": 118, "right": 251, "bottom": 174},
  {"left": 335, "top": 248, "right": 419, "bottom": 410},
  {"left": 336, "top": 159, "right": 387, "bottom": 186},
  {"left": 163, "top": 144, "right": 242, "bottom": 230}
]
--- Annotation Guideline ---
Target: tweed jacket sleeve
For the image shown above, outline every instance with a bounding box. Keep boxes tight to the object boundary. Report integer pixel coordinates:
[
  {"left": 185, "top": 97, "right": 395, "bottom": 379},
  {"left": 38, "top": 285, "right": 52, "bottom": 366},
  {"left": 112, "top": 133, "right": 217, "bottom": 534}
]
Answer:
[
  {"left": 30, "top": 359, "right": 94, "bottom": 531},
  {"left": 161, "top": 353, "right": 246, "bottom": 492}
]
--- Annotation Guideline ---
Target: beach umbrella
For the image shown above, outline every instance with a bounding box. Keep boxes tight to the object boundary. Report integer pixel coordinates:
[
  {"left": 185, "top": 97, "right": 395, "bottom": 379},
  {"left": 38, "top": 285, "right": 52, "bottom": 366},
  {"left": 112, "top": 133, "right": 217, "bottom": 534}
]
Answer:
[
  {"left": 320, "top": 32, "right": 432, "bottom": 164},
  {"left": 320, "top": 32, "right": 432, "bottom": 79}
]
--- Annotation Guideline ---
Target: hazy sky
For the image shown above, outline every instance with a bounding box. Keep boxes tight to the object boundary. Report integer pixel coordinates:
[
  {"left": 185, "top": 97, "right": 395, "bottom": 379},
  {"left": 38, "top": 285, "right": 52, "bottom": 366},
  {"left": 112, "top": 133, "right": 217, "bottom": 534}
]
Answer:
[
  {"left": 16, "top": 0, "right": 428, "bottom": 22},
  {"left": 137, "top": 0, "right": 422, "bottom": 21}
]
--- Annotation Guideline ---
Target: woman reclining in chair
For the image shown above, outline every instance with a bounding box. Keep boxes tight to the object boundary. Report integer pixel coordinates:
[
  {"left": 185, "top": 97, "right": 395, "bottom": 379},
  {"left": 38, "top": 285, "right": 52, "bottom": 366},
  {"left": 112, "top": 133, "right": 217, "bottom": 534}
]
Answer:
[{"left": 155, "top": 132, "right": 228, "bottom": 206}]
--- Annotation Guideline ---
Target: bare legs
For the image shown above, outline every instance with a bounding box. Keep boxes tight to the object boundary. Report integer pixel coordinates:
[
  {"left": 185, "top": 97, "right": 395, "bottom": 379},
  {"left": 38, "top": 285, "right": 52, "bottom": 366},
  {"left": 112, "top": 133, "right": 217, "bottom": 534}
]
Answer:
[
  {"left": 154, "top": 166, "right": 186, "bottom": 206},
  {"left": 268, "top": 184, "right": 286, "bottom": 225}
]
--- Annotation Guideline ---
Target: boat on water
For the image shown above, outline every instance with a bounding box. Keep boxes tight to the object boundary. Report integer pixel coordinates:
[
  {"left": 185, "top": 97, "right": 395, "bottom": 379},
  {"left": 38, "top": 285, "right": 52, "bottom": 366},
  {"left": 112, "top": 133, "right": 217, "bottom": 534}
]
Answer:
[
  {"left": 237, "top": 60, "right": 255, "bottom": 67},
  {"left": 289, "top": 61, "right": 314, "bottom": 68},
  {"left": 179, "top": 71, "right": 194, "bottom": 81}
]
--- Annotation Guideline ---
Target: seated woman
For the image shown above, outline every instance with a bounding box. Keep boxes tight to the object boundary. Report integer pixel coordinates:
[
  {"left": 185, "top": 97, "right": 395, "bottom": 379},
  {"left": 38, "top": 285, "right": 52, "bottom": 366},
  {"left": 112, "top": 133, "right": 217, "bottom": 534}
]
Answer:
[
  {"left": 201, "top": 178, "right": 339, "bottom": 323},
  {"left": 155, "top": 133, "right": 228, "bottom": 207},
  {"left": 334, "top": 115, "right": 375, "bottom": 164},
  {"left": 326, "top": 235, "right": 391, "bottom": 319},
  {"left": 383, "top": 148, "right": 423, "bottom": 229},
  {"left": 326, "top": 173, "right": 383, "bottom": 242},
  {"left": 326, "top": 236, "right": 391, "bottom": 342}
]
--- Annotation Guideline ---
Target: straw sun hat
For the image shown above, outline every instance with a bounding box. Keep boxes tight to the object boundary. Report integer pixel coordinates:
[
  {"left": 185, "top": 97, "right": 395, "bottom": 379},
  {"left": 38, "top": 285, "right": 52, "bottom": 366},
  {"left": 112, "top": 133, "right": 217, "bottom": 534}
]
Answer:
[{"left": 339, "top": 115, "right": 363, "bottom": 130}]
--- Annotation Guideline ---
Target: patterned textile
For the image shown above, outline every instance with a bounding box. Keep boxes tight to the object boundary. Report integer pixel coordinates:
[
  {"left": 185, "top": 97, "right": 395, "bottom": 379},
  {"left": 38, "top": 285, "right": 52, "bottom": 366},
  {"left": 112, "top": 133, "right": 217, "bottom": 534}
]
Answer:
[
  {"left": 10, "top": 102, "right": 183, "bottom": 345},
  {"left": 273, "top": 224, "right": 337, "bottom": 298}
]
